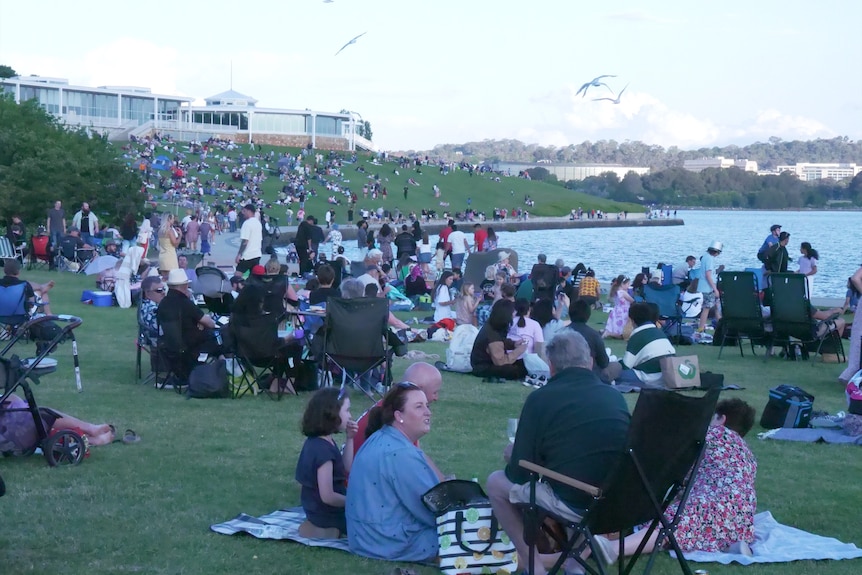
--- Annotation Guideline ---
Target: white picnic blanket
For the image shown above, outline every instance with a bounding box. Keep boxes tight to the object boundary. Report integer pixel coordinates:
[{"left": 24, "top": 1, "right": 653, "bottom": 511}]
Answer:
[
  {"left": 674, "top": 511, "right": 862, "bottom": 565},
  {"left": 210, "top": 506, "right": 350, "bottom": 552}
]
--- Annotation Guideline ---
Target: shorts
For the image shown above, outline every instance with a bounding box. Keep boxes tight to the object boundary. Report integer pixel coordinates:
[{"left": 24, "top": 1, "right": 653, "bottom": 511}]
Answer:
[
  {"left": 236, "top": 257, "right": 260, "bottom": 274},
  {"left": 701, "top": 292, "right": 717, "bottom": 309}
]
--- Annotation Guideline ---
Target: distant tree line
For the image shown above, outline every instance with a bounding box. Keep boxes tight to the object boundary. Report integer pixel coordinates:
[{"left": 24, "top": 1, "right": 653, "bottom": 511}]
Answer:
[
  {"left": 419, "top": 137, "right": 862, "bottom": 171},
  {"left": 561, "top": 167, "right": 862, "bottom": 209}
]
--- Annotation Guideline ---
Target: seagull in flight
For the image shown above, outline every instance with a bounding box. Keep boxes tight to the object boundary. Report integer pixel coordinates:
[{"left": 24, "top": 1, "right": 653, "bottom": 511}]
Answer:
[
  {"left": 575, "top": 75, "right": 616, "bottom": 98},
  {"left": 593, "top": 83, "right": 628, "bottom": 104},
  {"left": 335, "top": 32, "right": 367, "bottom": 56}
]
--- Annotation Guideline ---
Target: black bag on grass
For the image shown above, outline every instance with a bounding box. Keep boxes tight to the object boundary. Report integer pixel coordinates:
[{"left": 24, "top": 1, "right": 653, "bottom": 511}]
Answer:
[
  {"left": 293, "top": 360, "right": 319, "bottom": 392},
  {"left": 760, "top": 384, "right": 814, "bottom": 429},
  {"left": 187, "top": 359, "right": 230, "bottom": 399}
]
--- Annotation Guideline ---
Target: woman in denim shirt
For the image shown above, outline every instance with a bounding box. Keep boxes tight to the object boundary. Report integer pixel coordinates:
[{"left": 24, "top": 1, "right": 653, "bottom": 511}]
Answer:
[{"left": 346, "top": 382, "right": 439, "bottom": 562}]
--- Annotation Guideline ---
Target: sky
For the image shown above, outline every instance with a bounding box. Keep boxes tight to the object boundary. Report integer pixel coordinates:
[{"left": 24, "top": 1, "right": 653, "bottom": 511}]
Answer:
[{"left": 1, "top": 0, "right": 861, "bottom": 152}]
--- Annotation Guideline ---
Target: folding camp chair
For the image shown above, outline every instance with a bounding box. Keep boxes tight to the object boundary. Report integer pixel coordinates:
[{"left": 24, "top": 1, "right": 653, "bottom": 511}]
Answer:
[
  {"left": 717, "top": 271, "right": 771, "bottom": 358},
  {"left": 520, "top": 388, "right": 720, "bottom": 575},
  {"left": 154, "top": 319, "right": 195, "bottom": 391},
  {"left": 321, "top": 297, "right": 392, "bottom": 400},
  {"left": 0, "top": 237, "right": 17, "bottom": 261},
  {"left": 769, "top": 273, "right": 845, "bottom": 362},
  {"left": 643, "top": 284, "right": 683, "bottom": 341},
  {"left": 27, "top": 234, "right": 55, "bottom": 270},
  {"left": 230, "top": 313, "right": 297, "bottom": 399},
  {"left": 0, "top": 282, "right": 30, "bottom": 339}
]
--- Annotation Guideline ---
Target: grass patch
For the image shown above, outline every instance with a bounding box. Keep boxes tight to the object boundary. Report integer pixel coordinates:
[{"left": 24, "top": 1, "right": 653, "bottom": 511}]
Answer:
[{"left": 1, "top": 272, "right": 860, "bottom": 574}]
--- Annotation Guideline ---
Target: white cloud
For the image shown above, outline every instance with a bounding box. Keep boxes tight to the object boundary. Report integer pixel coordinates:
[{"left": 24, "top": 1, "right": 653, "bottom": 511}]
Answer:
[{"left": 605, "top": 11, "right": 679, "bottom": 24}]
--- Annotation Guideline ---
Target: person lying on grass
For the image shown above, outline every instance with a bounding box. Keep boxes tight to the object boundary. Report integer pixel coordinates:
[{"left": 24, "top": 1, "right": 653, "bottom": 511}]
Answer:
[
  {"left": 0, "top": 394, "right": 120, "bottom": 452},
  {"left": 295, "top": 387, "right": 358, "bottom": 538}
]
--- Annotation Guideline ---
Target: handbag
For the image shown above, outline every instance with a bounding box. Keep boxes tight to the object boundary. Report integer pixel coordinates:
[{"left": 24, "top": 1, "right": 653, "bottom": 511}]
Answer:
[{"left": 422, "top": 480, "right": 518, "bottom": 575}]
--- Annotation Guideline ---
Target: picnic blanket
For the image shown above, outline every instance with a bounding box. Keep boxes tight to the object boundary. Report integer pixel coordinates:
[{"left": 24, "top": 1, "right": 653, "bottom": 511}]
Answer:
[
  {"left": 758, "top": 428, "right": 862, "bottom": 445},
  {"left": 674, "top": 511, "right": 862, "bottom": 565},
  {"left": 210, "top": 506, "right": 350, "bottom": 552}
]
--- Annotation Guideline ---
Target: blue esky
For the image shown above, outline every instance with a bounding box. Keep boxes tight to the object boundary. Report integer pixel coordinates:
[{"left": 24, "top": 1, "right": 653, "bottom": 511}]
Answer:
[{"left": 1, "top": 0, "right": 860, "bottom": 152}]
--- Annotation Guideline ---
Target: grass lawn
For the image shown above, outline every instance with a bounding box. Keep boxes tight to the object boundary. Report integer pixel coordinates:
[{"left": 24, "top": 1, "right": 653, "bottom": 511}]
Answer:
[
  {"left": 1, "top": 270, "right": 860, "bottom": 575},
  {"left": 149, "top": 142, "right": 641, "bottom": 223}
]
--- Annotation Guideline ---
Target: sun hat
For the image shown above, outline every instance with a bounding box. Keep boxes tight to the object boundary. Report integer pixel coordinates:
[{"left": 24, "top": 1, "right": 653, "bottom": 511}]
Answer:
[
  {"left": 497, "top": 251, "right": 510, "bottom": 261},
  {"left": 166, "top": 269, "right": 191, "bottom": 286},
  {"left": 708, "top": 241, "right": 723, "bottom": 252}
]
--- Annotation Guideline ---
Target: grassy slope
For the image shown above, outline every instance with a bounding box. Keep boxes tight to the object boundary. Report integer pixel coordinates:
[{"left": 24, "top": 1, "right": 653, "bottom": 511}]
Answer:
[
  {"left": 176, "top": 143, "right": 641, "bottom": 220},
  {"left": 1, "top": 271, "right": 860, "bottom": 574}
]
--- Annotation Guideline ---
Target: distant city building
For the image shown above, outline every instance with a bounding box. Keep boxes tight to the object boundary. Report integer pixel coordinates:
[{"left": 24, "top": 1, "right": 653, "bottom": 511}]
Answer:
[
  {"left": 0, "top": 76, "right": 369, "bottom": 151},
  {"left": 683, "top": 157, "right": 758, "bottom": 172},
  {"left": 774, "top": 162, "right": 861, "bottom": 182},
  {"left": 496, "top": 162, "right": 650, "bottom": 181}
]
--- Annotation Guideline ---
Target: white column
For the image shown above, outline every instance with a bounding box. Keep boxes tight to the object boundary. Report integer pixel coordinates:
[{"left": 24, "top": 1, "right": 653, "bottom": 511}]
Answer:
[
  {"left": 154, "top": 96, "right": 159, "bottom": 126},
  {"left": 311, "top": 113, "right": 317, "bottom": 148},
  {"left": 248, "top": 111, "right": 254, "bottom": 144},
  {"left": 117, "top": 93, "right": 122, "bottom": 126}
]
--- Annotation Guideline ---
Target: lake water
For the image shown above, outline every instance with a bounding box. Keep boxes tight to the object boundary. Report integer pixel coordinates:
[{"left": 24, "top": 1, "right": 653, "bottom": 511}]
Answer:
[{"left": 338, "top": 210, "right": 858, "bottom": 298}]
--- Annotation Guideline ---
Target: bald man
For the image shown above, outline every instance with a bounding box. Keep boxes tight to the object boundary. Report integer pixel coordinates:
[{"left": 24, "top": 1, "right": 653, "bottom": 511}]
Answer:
[{"left": 353, "top": 362, "right": 444, "bottom": 479}]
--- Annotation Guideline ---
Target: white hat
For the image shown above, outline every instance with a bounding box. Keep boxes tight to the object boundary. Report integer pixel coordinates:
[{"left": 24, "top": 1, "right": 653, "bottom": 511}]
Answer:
[
  {"left": 497, "top": 251, "right": 511, "bottom": 261},
  {"left": 166, "top": 269, "right": 191, "bottom": 286},
  {"left": 708, "top": 241, "right": 723, "bottom": 252}
]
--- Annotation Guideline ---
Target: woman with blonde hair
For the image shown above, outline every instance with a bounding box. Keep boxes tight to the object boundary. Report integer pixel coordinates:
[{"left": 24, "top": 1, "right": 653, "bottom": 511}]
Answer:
[{"left": 157, "top": 213, "right": 181, "bottom": 276}]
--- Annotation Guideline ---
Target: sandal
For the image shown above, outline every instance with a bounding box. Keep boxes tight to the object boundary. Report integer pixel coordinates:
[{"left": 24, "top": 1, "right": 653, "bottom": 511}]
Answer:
[{"left": 122, "top": 429, "right": 141, "bottom": 444}]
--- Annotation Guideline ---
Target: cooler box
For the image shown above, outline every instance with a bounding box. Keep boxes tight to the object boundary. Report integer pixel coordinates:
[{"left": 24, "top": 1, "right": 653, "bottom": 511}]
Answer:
[
  {"left": 81, "top": 290, "right": 113, "bottom": 307},
  {"left": 660, "top": 264, "right": 673, "bottom": 286}
]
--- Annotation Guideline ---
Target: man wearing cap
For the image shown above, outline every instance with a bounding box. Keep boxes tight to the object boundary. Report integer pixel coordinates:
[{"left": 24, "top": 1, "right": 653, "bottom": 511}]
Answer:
[
  {"left": 696, "top": 241, "right": 723, "bottom": 334},
  {"left": 758, "top": 224, "right": 782, "bottom": 261},
  {"left": 235, "top": 204, "right": 262, "bottom": 274},
  {"left": 157, "top": 269, "right": 220, "bottom": 362}
]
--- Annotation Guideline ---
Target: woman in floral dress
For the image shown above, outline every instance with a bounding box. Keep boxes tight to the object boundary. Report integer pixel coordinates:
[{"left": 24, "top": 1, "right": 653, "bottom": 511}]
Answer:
[{"left": 595, "top": 398, "right": 758, "bottom": 558}]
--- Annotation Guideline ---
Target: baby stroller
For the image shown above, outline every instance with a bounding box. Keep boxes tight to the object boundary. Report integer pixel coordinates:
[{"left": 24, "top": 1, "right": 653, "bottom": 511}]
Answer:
[
  {"left": 0, "top": 315, "right": 87, "bottom": 466},
  {"left": 195, "top": 266, "right": 235, "bottom": 317}
]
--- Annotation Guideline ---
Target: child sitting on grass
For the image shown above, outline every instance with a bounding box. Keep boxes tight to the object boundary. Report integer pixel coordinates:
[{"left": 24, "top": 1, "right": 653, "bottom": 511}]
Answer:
[{"left": 295, "top": 388, "right": 358, "bottom": 538}]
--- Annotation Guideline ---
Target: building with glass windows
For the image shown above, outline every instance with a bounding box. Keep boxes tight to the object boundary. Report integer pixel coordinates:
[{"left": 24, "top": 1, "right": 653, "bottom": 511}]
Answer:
[
  {"left": 0, "top": 75, "right": 191, "bottom": 133},
  {"left": 1, "top": 77, "right": 370, "bottom": 151}
]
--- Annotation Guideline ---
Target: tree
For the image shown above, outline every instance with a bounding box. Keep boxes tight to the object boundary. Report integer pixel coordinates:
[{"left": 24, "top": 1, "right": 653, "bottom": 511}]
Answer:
[
  {"left": 0, "top": 96, "right": 140, "bottom": 226},
  {"left": 0, "top": 65, "right": 16, "bottom": 79},
  {"left": 363, "top": 120, "right": 373, "bottom": 142}
]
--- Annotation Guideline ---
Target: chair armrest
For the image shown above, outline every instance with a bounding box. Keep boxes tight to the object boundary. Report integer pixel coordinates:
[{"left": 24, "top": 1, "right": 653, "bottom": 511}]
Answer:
[{"left": 519, "top": 459, "right": 602, "bottom": 498}]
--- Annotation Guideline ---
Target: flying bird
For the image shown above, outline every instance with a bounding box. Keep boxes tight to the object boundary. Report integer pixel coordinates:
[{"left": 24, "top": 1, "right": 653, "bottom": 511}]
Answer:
[
  {"left": 335, "top": 32, "right": 367, "bottom": 56},
  {"left": 593, "top": 83, "right": 628, "bottom": 104},
  {"left": 575, "top": 75, "right": 616, "bottom": 98}
]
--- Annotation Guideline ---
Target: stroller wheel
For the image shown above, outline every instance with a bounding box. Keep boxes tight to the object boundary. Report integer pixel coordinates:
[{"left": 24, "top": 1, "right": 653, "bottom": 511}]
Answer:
[{"left": 43, "top": 430, "right": 87, "bottom": 466}]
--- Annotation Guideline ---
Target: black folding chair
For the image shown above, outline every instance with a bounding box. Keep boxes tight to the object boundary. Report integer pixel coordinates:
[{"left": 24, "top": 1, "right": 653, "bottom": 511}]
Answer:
[
  {"left": 643, "top": 284, "right": 683, "bottom": 341},
  {"left": 717, "top": 271, "right": 770, "bottom": 358},
  {"left": 769, "top": 273, "right": 845, "bottom": 362},
  {"left": 520, "top": 388, "right": 720, "bottom": 575},
  {"left": 321, "top": 297, "right": 392, "bottom": 401},
  {"left": 154, "top": 319, "right": 195, "bottom": 391},
  {"left": 230, "top": 313, "right": 297, "bottom": 399}
]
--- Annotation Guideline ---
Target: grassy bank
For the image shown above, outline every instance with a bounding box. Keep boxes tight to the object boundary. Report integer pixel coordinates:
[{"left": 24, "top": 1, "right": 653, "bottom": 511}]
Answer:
[
  {"left": 1, "top": 270, "right": 860, "bottom": 574},
  {"left": 152, "top": 142, "right": 642, "bottom": 220}
]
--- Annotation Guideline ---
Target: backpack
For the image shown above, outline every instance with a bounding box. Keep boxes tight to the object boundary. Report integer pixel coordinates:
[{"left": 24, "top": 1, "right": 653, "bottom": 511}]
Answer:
[
  {"left": 186, "top": 359, "right": 230, "bottom": 399},
  {"left": 760, "top": 384, "right": 814, "bottom": 429},
  {"left": 445, "top": 325, "right": 479, "bottom": 372}
]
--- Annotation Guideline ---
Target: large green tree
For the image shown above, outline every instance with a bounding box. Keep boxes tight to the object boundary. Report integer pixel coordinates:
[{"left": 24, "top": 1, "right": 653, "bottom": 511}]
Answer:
[
  {"left": 0, "top": 64, "right": 17, "bottom": 79},
  {"left": 0, "top": 96, "right": 141, "bottom": 227}
]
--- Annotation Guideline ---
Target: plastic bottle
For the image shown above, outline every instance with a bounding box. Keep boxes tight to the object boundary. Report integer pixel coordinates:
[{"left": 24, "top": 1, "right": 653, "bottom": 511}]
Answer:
[{"left": 794, "top": 345, "right": 802, "bottom": 360}]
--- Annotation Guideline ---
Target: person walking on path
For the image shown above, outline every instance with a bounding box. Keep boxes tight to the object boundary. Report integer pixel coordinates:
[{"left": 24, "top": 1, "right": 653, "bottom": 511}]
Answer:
[{"left": 235, "top": 204, "right": 263, "bottom": 274}]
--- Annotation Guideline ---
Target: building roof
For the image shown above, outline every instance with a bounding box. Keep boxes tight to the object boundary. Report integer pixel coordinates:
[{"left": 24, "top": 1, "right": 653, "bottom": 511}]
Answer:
[{"left": 204, "top": 89, "right": 258, "bottom": 106}]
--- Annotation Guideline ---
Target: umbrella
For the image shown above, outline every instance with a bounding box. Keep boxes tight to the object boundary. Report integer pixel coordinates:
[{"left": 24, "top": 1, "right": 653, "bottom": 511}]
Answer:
[{"left": 84, "top": 255, "right": 119, "bottom": 275}]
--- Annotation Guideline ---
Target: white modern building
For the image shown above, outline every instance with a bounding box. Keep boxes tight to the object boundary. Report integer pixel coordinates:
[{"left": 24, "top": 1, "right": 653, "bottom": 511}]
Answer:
[
  {"left": 775, "top": 162, "right": 861, "bottom": 182},
  {"left": 0, "top": 75, "right": 190, "bottom": 134},
  {"left": 683, "top": 157, "right": 758, "bottom": 172},
  {"left": 496, "top": 162, "right": 650, "bottom": 181},
  {"left": 0, "top": 76, "right": 371, "bottom": 151}
]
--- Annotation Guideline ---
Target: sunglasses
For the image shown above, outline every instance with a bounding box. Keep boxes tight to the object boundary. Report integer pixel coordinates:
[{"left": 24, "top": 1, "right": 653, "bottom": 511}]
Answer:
[{"left": 150, "top": 287, "right": 166, "bottom": 293}]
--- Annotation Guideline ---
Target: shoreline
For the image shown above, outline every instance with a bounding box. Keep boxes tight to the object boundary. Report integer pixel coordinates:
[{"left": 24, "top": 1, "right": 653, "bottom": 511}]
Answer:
[{"left": 273, "top": 216, "right": 684, "bottom": 242}]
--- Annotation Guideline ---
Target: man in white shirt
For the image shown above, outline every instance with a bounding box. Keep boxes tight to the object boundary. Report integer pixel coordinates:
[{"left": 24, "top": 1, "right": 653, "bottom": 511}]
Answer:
[
  {"left": 235, "top": 204, "right": 262, "bottom": 274},
  {"left": 447, "top": 224, "right": 469, "bottom": 271}
]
